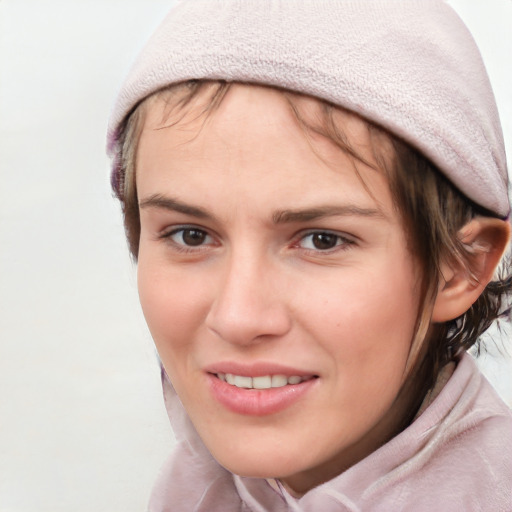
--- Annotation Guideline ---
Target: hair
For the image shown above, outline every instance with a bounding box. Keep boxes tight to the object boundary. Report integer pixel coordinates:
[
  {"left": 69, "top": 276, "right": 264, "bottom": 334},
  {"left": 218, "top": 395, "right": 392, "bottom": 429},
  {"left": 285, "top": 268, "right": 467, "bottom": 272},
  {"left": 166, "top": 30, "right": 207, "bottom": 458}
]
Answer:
[{"left": 112, "top": 80, "right": 511, "bottom": 409}]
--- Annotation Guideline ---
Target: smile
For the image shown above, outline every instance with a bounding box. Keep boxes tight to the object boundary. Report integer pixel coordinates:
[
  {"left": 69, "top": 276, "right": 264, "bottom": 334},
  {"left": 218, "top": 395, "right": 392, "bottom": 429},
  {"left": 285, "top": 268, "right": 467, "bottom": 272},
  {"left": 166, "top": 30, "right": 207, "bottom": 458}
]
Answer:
[
  {"left": 216, "top": 373, "right": 312, "bottom": 389},
  {"left": 208, "top": 371, "right": 318, "bottom": 416}
]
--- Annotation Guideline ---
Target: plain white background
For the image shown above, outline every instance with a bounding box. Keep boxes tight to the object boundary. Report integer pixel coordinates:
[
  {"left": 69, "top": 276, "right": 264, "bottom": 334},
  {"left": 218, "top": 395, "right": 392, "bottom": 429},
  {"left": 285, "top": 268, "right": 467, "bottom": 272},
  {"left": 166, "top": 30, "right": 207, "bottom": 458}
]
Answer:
[{"left": 0, "top": 1, "right": 510, "bottom": 511}]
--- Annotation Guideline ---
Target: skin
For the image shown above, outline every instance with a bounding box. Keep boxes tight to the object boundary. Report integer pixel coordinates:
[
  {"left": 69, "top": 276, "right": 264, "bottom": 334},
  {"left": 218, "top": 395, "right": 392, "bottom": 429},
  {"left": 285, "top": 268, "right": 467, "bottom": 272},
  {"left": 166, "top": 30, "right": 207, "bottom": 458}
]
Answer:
[{"left": 135, "top": 84, "right": 426, "bottom": 494}]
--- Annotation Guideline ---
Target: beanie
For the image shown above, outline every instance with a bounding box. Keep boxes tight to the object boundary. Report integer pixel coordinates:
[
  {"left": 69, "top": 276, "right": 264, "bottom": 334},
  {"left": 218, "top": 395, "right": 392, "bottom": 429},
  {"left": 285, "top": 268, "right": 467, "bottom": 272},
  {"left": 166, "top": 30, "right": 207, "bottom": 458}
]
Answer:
[{"left": 107, "top": 0, "right": 510, "bottom": 217}]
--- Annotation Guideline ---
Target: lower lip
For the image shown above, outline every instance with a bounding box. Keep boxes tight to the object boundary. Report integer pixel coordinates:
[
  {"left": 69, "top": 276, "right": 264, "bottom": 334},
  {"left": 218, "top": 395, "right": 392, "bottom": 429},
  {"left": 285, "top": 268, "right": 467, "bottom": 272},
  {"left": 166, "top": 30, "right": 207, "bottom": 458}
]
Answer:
[{"left": 207, "top": 374, "right": 317, "bottom": 416}]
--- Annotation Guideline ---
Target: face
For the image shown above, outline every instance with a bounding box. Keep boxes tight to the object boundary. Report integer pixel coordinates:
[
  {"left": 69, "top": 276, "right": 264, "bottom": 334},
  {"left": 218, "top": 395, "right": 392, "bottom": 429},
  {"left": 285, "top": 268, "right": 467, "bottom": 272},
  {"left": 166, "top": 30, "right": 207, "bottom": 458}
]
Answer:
[{"left": 136, "top": 84, "right": 422, "bottom": 493}]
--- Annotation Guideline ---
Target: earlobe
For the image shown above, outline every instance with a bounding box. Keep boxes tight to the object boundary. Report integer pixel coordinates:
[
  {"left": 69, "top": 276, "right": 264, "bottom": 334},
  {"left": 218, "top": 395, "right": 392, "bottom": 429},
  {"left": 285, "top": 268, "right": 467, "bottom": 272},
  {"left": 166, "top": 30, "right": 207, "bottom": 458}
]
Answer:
[{"left": 431, "top": 217, "right": 511, "bottom": 323}]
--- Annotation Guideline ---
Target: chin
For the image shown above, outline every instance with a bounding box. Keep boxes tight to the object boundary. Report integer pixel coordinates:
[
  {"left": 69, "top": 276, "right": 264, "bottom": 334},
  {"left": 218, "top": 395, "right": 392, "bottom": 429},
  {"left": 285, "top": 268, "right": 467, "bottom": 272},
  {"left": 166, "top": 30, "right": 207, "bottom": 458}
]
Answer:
[{"left": 209, "top": 441, "right": 303, "bottom": 480}]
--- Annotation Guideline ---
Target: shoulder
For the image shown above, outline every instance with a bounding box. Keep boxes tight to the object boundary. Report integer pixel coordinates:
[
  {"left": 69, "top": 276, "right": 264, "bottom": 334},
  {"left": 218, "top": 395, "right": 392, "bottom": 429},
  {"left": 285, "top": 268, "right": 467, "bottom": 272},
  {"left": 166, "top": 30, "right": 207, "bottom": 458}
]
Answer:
[
  {"left": 421, "top": 356, "right": 512, "bottom": 508},
  {"left": 372, "top": 354, "right": 512, "bottom": 511},
  {"left": 389, "top": 414, "right": 512, "bottom": 511}
]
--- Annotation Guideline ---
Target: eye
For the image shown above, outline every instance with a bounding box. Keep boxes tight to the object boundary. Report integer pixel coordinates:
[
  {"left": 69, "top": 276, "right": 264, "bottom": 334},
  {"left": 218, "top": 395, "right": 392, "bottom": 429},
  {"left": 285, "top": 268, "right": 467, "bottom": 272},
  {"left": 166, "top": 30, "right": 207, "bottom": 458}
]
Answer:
[
  {"left": 298, "top": 231, "right": 353, "bottom": 251},
  {"left": 167, "top": 227, "right": 214, "bottom": 248}
]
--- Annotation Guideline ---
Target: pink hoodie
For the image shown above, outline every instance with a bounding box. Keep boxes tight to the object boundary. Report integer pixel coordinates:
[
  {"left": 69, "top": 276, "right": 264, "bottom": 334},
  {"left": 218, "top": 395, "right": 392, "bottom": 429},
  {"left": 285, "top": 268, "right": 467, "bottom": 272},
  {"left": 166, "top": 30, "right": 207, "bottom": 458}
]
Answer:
[{"left": 148, "top": 353, "right": 512, "bottom": 511}]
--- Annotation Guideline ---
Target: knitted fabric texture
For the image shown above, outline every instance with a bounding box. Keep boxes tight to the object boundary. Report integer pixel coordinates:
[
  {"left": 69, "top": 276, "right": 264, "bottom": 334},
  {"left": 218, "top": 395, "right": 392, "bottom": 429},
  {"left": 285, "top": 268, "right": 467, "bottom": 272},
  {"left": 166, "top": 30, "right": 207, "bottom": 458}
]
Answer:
[{"left": 107, "top": 0, "right": 510, "bottom": 216}]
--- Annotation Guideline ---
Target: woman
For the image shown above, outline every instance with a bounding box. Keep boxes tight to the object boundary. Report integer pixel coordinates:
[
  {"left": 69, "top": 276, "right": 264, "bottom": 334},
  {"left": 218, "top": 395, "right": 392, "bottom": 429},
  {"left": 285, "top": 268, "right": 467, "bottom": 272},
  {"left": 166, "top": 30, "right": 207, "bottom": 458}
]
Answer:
[{"left": 107, "top": 1, "right": 512, "bottom": 510}]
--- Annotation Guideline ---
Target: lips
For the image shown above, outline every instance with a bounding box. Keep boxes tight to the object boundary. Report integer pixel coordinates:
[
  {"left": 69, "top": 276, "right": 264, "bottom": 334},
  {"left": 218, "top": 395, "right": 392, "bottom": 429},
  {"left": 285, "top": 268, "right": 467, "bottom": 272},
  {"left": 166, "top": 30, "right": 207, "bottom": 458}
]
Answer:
[{"left": 205, "top": 363, "right": 318, "bottom": 416}]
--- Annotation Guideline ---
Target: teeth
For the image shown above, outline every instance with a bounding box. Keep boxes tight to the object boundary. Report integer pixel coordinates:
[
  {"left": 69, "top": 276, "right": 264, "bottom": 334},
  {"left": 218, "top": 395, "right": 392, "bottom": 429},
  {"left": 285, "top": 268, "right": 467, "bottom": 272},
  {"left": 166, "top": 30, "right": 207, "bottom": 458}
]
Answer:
[
  {"left": 271, "top": 375, "right": 288, "bottom": 388},
  {"left": 253, "top": 376, "right": 271, "bottom": 389},
  {"left": 233, "top": 375, "right": 252, "bottom": 388},
  {"left": 218, "top": 373, "right": 308, "bottom": 389}
]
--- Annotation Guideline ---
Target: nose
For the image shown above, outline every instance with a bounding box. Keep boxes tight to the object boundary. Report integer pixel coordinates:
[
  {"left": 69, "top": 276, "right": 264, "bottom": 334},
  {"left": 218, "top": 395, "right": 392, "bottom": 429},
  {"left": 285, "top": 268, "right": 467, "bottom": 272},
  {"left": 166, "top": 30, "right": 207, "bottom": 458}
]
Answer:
[{"left": 205, "top": 253, "right": 292, "bottom": 346}]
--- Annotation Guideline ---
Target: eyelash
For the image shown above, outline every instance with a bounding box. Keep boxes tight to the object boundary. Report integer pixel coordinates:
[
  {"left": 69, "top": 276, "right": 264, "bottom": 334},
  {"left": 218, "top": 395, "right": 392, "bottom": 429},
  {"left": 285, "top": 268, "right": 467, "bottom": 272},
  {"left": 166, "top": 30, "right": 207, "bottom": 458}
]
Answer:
[
  {"left": 159, "top": 226, "right": 356, "bottom": 254},
  {"left": 160, "top": 226, "right": 216, "bottom": 253},
  {"left": 295, "top": 231, "right": 356, "bottom": 253}
]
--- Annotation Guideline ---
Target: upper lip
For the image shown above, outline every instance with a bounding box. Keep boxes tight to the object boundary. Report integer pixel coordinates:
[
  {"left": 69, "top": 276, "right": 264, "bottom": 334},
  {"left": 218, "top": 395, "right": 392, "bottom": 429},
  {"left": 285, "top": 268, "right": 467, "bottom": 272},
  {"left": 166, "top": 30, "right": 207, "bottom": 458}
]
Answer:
[{"left": 203, "top": 361, "right": 317, "bottom": 377}]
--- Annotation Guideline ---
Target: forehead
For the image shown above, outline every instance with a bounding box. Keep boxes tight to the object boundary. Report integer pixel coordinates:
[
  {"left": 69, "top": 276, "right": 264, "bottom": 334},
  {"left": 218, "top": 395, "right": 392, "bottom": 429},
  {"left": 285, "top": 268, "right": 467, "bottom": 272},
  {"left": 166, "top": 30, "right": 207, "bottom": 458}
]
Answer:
[
  {"left": 140, "top": 83, "right": 391, "bottom": 161},
  {"left": 136, "top": 84, "right": 397, "bottom": 217}
]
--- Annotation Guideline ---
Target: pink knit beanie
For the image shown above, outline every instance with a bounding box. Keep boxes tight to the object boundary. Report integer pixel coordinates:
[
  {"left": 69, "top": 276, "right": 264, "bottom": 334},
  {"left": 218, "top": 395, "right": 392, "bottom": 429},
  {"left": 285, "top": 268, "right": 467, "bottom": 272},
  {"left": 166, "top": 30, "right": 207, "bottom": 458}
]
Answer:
[{"left": 107, "top": 0, "right": 510, "bottom": 217}]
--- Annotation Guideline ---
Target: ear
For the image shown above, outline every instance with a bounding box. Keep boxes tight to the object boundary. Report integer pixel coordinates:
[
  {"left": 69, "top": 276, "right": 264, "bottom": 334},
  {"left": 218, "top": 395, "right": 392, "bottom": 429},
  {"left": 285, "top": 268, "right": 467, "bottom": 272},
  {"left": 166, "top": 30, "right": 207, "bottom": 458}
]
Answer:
[{"left": 431, "top": 217, "right": 511, "bottom": 323}]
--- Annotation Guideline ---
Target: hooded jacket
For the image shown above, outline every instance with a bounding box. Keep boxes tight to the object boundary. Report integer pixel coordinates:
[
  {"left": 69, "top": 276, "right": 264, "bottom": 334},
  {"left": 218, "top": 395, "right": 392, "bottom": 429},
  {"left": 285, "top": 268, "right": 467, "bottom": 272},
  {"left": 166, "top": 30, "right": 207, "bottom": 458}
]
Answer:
[{"left": 148, "top": 353, "right": 512, "bottom": 511}]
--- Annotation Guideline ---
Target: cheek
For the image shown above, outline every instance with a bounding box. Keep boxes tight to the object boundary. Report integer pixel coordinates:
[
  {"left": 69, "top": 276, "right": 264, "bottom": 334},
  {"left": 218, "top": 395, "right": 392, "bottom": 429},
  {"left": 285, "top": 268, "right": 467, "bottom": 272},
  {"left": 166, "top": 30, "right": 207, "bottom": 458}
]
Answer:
[
  {"left": 302, "top": 260, "right": 419, "bottom": 387},
  {"left": 136, "top": 257, "right": 207, "bottom": 363},
  {"left": 319, "top": 293, "right": 416, "bottom": 441}
]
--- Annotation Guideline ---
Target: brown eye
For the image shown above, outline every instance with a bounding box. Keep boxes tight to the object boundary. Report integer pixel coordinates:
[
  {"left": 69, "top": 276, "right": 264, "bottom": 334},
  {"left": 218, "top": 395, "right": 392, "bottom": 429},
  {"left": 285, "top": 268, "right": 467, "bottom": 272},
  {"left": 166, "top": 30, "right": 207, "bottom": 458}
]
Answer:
[
  {"left": 311, "top": 233, "right": 338, "bottom": 250},
  {"left": 168, "top": 227, "right": 212, "bottom": 247},
  {"left": 182, "top": 229, "right": 207, "bottom": 246},
  {"left": 298, "top": 231, "right": 353, "bottom": 252}
]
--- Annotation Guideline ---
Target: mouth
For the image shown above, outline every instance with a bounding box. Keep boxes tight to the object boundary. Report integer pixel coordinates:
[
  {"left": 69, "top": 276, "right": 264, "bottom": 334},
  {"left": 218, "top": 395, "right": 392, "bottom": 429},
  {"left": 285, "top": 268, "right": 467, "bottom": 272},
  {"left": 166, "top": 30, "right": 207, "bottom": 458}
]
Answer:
[
  {"left": 206, "top": 368, "right": 319, "bottom": 416},
  {"left": 214, "top": 373, "right": 315, "bottom": 389}
]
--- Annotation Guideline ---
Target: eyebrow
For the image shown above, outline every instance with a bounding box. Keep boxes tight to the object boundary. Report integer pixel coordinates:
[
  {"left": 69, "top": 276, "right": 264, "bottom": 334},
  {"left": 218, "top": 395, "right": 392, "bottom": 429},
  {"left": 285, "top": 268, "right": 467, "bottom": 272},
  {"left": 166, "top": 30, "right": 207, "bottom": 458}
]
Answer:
[
  {"left": 139, "top": 194, "right": 215, "bottom": 220},
  {"left": 272, "top": 205, "right": 386, "bottom": 224},
  {"left": 139, "top": 194, "right": 385, "bottom": 224}
]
